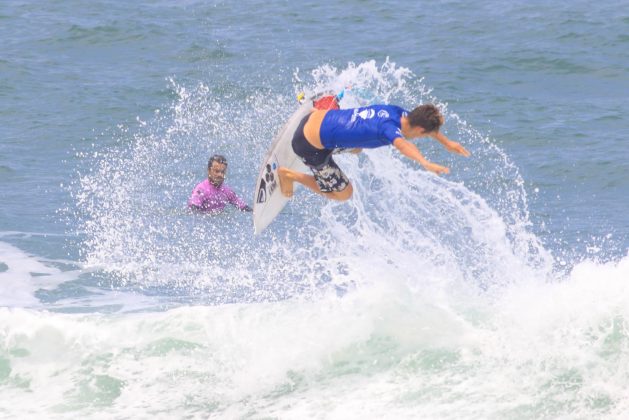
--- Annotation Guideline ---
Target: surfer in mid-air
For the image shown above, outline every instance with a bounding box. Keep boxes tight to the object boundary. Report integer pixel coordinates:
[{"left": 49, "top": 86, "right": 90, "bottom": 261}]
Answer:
[{"left": 278, "top": 103, "right": 470, "bottom": 201}]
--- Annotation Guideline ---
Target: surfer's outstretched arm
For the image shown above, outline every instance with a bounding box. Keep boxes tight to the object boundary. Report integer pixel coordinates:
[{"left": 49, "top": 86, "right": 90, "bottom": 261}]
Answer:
[
  {"left": 430, "top": 131, "right": 471, "bottom": 157},
  {"left": 393, "top": 137, "right": 450, "bottom": 175}
]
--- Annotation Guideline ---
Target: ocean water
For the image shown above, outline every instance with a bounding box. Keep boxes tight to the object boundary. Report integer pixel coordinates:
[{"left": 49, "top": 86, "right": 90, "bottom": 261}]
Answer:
[{"left": 1, "top": 0, "right": 628, "bottom": 418}]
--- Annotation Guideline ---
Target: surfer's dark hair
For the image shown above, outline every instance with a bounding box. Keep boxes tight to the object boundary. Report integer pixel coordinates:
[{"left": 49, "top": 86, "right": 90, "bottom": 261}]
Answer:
[
  {"left": 208, "top": 154, "right": 227, "bottom": 169},
  {"left": 407, "top": 104, "right": 444, "bottom": 133}
]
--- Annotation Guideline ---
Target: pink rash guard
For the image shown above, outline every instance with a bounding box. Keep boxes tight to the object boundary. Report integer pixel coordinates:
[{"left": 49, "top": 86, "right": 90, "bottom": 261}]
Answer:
[{"left": 187, "top": 179, "right": 249, "bottom": 212}]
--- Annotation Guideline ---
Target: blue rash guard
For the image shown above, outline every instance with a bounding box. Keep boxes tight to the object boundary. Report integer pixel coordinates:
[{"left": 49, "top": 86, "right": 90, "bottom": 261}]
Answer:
[{"left": 319, "top": 105, "right": 408, "bottom": 149}]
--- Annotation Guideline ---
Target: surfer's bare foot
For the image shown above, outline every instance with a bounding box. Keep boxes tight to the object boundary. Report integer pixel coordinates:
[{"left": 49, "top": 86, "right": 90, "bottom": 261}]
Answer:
[{"left": 278, "top": 167, "right": 294, "bottom": 198}]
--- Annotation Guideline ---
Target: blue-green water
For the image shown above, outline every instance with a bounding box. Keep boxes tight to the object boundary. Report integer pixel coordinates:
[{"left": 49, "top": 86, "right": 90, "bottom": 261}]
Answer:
[{"left": 1, "top": 1, "right": 628, "bottom": 418}]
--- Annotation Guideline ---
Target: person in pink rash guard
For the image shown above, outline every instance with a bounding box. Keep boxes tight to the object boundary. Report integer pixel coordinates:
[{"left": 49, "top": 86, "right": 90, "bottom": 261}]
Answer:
[{"left": 188, "top": 154, "right": 252, "bottom": 213}]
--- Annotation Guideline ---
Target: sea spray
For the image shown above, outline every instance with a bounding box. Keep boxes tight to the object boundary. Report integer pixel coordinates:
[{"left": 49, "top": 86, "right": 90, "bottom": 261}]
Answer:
[{"left": 73, "top": 61, "right": 552, "bottom": 303}]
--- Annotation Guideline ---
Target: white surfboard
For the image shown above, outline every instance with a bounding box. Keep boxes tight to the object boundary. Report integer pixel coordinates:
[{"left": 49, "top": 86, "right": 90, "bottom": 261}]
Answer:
[{"left": 253, "top": 100, "right": 312, "bottom": 234}]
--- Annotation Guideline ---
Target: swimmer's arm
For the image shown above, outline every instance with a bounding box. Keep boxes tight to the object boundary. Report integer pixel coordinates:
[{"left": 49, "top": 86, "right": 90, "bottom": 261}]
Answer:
[
  {"left": 429, "top": 131, "right": 471, "bottom": 157},
  {"left": 225, "top": 187, "right": 253, "bottom": 212},
  {"left": 188, "top": 188, "right": 205, "bottom": 208},
  {"left": 393, "top": 137, "right": 449, "bottom": 175}
]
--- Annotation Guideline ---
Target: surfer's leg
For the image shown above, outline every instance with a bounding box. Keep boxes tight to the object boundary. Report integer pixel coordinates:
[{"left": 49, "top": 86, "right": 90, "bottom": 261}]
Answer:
[
  {"left": 278, "top": 167, "right": 353, "bottom": 201},
  {"left": 278, "top": 167, "right": 311, "bottom": 197},
  {"left": 327, "top": 182, "right": 353, "bottom": 201},
  {"left": 310, "top": 157, "right": 352, "bottom": 201}
]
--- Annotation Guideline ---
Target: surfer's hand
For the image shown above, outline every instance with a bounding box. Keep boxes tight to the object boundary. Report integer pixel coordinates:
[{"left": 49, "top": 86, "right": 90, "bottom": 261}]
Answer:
[
  {"left": 423, "top": 161, "right": 450, "bottom": 175},
  {"left": 349, "top": 148, "right": 362, "bottom": 154},
  {"left": 444, "top": 140, "right": 471, "bottom": 157}
]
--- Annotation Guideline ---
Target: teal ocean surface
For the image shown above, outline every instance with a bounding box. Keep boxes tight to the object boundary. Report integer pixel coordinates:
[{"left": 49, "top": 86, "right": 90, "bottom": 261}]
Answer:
[{"left": 1, "top": 0, "right": 628, "bottom": 418}]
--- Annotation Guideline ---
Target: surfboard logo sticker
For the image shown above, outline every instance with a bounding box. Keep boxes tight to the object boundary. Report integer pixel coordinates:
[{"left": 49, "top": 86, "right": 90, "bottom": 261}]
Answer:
[
  {"left": 256, "top": 163, "right": 277, "bottom": 203},
  {"left": 256, "top": 179, "right": 267, "bottom": 203}
]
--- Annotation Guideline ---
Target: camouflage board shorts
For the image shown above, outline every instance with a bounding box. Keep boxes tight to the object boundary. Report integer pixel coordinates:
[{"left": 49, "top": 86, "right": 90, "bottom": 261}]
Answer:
[{"left": 292, "top": 114, "right": 350, "bottom": 193}]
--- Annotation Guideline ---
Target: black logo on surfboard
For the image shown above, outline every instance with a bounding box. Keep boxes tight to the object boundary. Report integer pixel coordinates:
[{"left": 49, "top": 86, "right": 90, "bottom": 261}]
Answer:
[
  {"left": 257, "top": 179, "right": 267, "bottom": 203},
  {"left": 256, "top": 163, "right": 277, "bottom": 203}
]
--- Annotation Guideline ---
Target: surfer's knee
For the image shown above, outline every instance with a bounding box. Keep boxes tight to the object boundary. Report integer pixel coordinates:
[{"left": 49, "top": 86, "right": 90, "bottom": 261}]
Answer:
[
  {"left": 340, "top": 183, "right": 353, "bottom": 200},
  {"left": 278, "top": 167, "right": 293, "bottom": 180},
  {"left": 328, "top": 183, "right": 353, "bottom": 201},
  {"left": 277, "top": 167, "right": 294, "bottom": 197}
]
